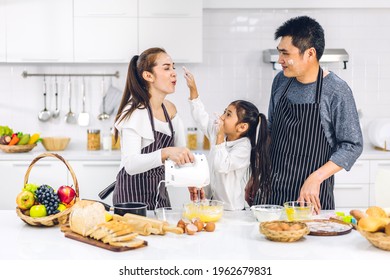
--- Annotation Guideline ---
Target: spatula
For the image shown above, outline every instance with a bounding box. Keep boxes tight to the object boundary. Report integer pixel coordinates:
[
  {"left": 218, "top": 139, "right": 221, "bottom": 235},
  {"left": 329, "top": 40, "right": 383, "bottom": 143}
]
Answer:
[{"left": 78, "top": 77, "right": 90, "bottom": 126}]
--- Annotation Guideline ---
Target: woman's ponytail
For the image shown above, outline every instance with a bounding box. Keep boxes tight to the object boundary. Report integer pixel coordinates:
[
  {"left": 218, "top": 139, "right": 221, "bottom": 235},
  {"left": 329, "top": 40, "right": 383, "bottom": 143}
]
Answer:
[{"left": 114, "top": 48, "right": 167, "bottom": 141}]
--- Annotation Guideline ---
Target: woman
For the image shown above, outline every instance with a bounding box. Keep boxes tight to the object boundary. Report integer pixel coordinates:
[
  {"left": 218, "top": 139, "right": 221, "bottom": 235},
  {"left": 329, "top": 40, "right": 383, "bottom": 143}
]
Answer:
[{"left": 113, "top": 47, "right": 194, "bottom": 210}]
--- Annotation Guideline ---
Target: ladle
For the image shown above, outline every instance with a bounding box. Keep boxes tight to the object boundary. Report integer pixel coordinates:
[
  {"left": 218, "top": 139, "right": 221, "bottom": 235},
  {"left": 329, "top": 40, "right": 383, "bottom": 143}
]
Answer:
[
  {"left": 98, "top": 77, "right": 110, "bottom": 121},
  {"left": 38, "top": 76, "right": 52, "bottom": 122},
  {"left": 52, "top": 76, "right": 60, "bottom": 118},
  {"left": 64, "top": 77, "right": 77, "bottom": 124}
]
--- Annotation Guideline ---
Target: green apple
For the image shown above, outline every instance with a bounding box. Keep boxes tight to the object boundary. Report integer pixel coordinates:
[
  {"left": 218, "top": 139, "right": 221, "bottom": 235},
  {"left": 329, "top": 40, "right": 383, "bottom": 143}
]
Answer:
[
  {"left": 30, "top": 205, "right": 47, "bottom": 217},
  {"left": 57, "top": 203, "right": 67, "bottom": 212},
  {"left": 16, "top": 190, "right": 35, "bottom": 210},
  {"left": 23, "top": 183, "right": 39, "bottom": 195}
]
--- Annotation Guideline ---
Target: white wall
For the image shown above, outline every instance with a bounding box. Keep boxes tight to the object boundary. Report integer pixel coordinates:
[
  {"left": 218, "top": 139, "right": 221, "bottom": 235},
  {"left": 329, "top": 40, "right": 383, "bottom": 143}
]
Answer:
[{"left": 1, "top": 8, "right": 389, "bottom": 147}]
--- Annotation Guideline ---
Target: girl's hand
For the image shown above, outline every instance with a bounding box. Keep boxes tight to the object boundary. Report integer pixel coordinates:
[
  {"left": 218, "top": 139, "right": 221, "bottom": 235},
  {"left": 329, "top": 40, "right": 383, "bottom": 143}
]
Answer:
[
  {"left": 188, "top": 187, "right": 205, "bottom": 201},
  {"left": 215, "top": 115, "right": 225, "bottom": 144},
  {"left": 183, "top": 66, "right": 199, "bottom": 100}
]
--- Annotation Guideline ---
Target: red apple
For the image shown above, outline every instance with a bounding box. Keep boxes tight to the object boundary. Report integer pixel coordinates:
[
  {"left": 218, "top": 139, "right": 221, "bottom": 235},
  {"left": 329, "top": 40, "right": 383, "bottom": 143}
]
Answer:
[{"left": 57, "top": 185, "right": 76, "bottom": 204}]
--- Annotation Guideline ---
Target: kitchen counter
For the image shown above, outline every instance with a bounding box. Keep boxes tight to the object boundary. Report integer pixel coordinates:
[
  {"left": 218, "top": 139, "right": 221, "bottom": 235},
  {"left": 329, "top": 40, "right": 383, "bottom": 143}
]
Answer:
[
  {"left": 1, "top": 142, "right": 389, "bottom": 161},
  {"left": 0, "top": 142, "right": 121, "bottom": 161},
  {"left": 1, "top": 209, "right": 388, "bottom": 260}
]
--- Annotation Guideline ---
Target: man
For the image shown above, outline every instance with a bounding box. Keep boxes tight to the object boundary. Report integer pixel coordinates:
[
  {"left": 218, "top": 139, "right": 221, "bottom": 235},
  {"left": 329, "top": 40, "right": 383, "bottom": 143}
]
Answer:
[{"left": 264, "top": 16, "right": 363, "bottom": 213}]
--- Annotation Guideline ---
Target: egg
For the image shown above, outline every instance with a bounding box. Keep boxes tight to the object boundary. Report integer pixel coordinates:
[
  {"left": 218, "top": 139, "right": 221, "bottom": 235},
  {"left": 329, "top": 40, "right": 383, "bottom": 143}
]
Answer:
[{"left": 204, "top": 222, "right": 216, "bottom": 232}]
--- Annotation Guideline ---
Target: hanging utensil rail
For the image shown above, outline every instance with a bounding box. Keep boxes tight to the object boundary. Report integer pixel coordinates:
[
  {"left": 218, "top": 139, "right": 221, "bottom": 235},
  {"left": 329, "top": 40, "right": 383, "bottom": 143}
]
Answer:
[{"left": 21, "top": 71, "right": 120, "bottom": 79}]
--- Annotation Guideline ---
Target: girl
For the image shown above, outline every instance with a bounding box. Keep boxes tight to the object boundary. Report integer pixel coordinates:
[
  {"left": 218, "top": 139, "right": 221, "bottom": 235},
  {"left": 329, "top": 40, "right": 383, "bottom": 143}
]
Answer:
[
  {"left": 183, "top": 67, "right": 271, "bottom": 210},
  {"left": 113, "top": 48, "right": 194, "bottom": 210}
]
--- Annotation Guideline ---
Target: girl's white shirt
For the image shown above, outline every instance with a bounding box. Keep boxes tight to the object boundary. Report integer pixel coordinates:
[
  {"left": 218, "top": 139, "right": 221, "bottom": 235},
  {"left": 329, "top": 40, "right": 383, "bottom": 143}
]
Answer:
[
  {"left": 115, "top": 105, "right": 186, "bottom": 176},
  {"left": 189, "top": 97, "right": 251, "bottom": 210}
]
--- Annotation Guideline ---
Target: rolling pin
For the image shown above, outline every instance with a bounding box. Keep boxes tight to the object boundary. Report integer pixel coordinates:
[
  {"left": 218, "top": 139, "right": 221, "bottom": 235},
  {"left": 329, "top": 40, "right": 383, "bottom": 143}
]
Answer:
[
  {"left": 113, "top": 214, "right": 159, "bottom": 236},
  {"left": 120, "top": 213, "right": 184, "bottom": 235}
]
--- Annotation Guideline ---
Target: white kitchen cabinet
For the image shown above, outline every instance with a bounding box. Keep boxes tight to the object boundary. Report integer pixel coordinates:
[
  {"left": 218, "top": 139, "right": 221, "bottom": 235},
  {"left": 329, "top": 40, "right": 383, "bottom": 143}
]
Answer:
[
  {"left": 139, "top": 0, "right": 203, "bottom": 63},
  {"left": 0, "top": 160, "right": 68, "bottom": 210},
  {"left": 139, "top": 0, "right": 202, "bottom": 17},
  {"left": 334, "top": 160, "right": 371, "bottom": 208},
  {"left": 74, "top": 17, "right": 138, "bottom": 63},
  {"left": 73, "top": 0, "right": 138, "bottom": 63},
  {"left": 0, "top": 1, "right": 6, "bottom": 62},
  {"left": 369, "top": 160, "right": 390, "bottom": 207},
  {"left": 74, "top": 0, "right": 137, "bottom": 17},
  {"left": 5, "top": 0, "right": 73, "bottom": 62},
  {"left": 68, "top": 161, "right": 120, "bottom": 202}
]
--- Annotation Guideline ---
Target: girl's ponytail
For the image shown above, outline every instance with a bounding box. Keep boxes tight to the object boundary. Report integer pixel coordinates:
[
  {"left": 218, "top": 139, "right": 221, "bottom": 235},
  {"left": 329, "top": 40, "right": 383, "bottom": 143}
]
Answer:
[{"left": 245, "top": 113, "right": 271, "bottom": 206}]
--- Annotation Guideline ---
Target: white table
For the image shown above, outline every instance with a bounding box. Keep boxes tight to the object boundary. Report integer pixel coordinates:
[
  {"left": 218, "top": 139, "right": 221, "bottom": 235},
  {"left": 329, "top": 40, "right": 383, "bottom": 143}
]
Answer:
[{"left": 1, "top": 209, "right": 388, "bottom": 260}]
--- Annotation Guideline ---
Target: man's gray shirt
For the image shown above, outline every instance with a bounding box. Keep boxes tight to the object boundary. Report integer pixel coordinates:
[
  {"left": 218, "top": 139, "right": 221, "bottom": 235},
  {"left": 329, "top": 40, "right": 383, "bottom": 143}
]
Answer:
[{"left": 268, "top": 70, "right": 363, "bottom": 171}]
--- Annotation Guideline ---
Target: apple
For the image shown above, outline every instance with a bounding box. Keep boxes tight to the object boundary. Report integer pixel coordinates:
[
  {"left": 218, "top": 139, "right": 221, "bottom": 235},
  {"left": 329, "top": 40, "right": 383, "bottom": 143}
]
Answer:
[
  {"left": 30, "top": 205, "right": 47, "bottom": 217},
  {"left": 16, "top": 190, "right": 35, "bottom": 210},
  {"left": 57, "top": 185, "right": 76, "bottom": 204}
]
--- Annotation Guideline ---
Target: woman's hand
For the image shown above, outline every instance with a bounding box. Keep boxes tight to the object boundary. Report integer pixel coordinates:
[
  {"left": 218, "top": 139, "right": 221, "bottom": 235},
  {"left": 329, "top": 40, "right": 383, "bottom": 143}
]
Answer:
[
  {"left": 297, "top": 174, "right": 322, "bottom": 215},
  {"left": 183, "top": 66, "right": 199, "bottom": 100},
  {"left": 188, "top": 187, "right": 205, "bottom": 201},
  {"left": 162, "top": 146, "right": 194, "bottom": 165}
]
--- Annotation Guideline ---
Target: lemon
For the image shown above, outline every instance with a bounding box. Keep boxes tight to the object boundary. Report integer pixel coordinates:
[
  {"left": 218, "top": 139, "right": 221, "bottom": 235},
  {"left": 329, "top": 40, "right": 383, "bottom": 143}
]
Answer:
[{"left": 105, "top": 211, "right": 113, "bottom": 222}]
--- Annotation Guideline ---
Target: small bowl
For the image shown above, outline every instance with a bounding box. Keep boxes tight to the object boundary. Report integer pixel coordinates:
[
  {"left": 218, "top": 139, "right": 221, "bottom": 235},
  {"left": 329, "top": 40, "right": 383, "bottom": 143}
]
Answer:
[
  {"left": 154, "top": 207, "right": 181, "bottom": 223},
  {"left": 284, "top": 201, "right": 314, "bottom": 221},
  {"left": 41, "top": 137, "right": 71, "bottom": 151},
  {"left": 250, "top": 205, "right": 284, "bottom": 222},
  {"left": 182, "top": 200, "right": 224, "bottom": 222}
]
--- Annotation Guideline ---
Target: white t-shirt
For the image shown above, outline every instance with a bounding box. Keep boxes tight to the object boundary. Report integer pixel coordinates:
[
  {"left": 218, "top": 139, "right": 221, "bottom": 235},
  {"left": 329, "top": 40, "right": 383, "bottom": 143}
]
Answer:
[
  {"left": 189, "top": 98, "right": 251, "bottom": 210},
  {"left": 115, "top": 106, "right": 186, "bottom": 175}
]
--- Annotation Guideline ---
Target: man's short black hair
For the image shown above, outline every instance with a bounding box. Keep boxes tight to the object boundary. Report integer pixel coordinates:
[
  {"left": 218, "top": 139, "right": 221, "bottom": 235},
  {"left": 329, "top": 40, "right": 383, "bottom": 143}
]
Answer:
[{"left": 275, "top": 16, "right": 325, "bottom": 61}]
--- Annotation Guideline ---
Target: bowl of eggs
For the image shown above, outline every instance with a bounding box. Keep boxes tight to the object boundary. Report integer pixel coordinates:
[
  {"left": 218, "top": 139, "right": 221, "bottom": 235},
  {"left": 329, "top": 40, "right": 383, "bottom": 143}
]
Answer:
[
  {"left": 284, "top": 201, "right": 314, "bottom": 221},
  {"left": 182, "top": 200, "right": 224, "bottom": 223}
]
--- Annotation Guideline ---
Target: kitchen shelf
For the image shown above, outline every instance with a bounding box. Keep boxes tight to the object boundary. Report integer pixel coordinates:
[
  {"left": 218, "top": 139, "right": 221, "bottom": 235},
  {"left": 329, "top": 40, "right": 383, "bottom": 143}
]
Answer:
[{"left": 21, "top": 71, "right": 120, "bottom": 79}]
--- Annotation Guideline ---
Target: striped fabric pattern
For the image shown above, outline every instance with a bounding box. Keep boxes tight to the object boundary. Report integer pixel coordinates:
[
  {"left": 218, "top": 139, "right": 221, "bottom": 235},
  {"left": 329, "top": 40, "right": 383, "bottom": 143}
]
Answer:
[
  {"left": 265, "top": 68, "right": 335, "bottom": 210},
  {"left": 113, "top": 105, "right": 174, "bottom": 210}
]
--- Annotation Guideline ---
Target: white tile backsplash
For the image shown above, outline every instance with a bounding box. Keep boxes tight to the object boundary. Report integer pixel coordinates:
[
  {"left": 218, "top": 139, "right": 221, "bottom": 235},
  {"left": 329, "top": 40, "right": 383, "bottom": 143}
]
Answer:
[{"left": 1, "top": 8, "right": 390, "bottom": 146}]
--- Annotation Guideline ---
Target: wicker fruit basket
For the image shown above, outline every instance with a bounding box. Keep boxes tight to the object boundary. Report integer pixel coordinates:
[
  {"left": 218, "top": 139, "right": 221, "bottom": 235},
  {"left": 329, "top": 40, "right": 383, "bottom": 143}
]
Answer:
[
  {"left": 358, "top": 229, "right": 390, "bottom": 251},
  {"left": 0, "top": 144, "right": 37, "bottom": 153},
  {"left": 259, "top": 221, "right": 310, "bottom": 242},
  {"left": 16, "top": 153, "right": 79, "bottom": 227}
]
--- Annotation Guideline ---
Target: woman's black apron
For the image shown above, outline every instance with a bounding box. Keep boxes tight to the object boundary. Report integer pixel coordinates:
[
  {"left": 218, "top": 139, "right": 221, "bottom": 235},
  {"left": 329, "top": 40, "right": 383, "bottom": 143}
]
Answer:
[
  {"left": 113, "top": 104, "right": 174, "bottom": 210},
  {"left": 265, "top": 68, "right": 334, "bottom": 209}
]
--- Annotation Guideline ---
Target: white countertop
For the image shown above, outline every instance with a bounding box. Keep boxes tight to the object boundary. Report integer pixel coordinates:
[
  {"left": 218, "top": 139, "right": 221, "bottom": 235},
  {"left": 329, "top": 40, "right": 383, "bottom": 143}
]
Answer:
[
  {"left": 0, "top": 143, "right": 122, "bottom": 161},
  {"left": 1, "top": 209, "right": 388, "bottom": 260},
  {"left": 1, "top": 142, "right": 389, "bottom": 161}
]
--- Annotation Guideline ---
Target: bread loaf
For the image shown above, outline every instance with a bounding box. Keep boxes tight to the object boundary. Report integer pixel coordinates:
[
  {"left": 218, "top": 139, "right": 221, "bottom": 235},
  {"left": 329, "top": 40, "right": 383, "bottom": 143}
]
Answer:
[
  {"left": 366, "top": 206, "right": 387, "bottom": 218},
  {"left": 69, "top": 200, "right": 106, "bottom": 236}
]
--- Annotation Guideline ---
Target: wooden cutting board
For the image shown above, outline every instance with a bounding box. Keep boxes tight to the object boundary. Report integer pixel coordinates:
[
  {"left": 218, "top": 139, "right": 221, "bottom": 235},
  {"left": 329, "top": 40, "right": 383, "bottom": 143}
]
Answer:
[
  {"left": 304, "top": 219, "right": 353, "bottom": 236},
  {"left": 62, "top": 226, "right": 148, "bottom": 252}
]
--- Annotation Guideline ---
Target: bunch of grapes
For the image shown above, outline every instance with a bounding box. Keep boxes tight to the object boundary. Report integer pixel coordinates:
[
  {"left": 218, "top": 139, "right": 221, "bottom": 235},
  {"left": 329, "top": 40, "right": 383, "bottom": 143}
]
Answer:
[{"left": 35, "top": 185, "right": 60, "bottom": 215}]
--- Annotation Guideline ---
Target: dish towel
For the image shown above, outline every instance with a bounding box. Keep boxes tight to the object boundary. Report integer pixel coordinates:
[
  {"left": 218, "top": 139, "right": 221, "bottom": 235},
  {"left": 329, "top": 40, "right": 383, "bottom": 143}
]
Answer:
[{"left": 100, "top": 85, "right": 122, "bottom": 116}]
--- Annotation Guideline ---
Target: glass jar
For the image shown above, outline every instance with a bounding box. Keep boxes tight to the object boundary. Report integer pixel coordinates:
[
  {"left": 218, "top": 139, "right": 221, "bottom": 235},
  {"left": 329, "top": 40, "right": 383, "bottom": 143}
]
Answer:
[
  {"left": 111, "top": 131, "right": 120, "bottom": 150},
  {"left": 187, "top": 127, "right": 198, "bottom": 150},
  {"left": 203, "top": 135, "right": 210, "bottom": 150},
  {"left": 87, "top": 129, "right": 101, "bottom": 150}
]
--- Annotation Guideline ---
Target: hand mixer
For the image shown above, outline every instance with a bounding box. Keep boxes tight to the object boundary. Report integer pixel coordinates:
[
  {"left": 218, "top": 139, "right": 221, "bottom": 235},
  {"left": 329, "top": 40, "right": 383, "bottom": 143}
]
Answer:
[{"left": 155, "top": 153, "right": 210, "bottom": 209}]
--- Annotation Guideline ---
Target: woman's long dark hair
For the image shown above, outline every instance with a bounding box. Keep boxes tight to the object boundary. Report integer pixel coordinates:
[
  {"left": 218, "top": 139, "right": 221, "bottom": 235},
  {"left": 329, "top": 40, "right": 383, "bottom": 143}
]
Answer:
[
  {"left": 114, "top": 47, "right": 167, "bottom": 141},
  {"left": 230, "top": 100, "right": 271, "bottom": 206}
]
